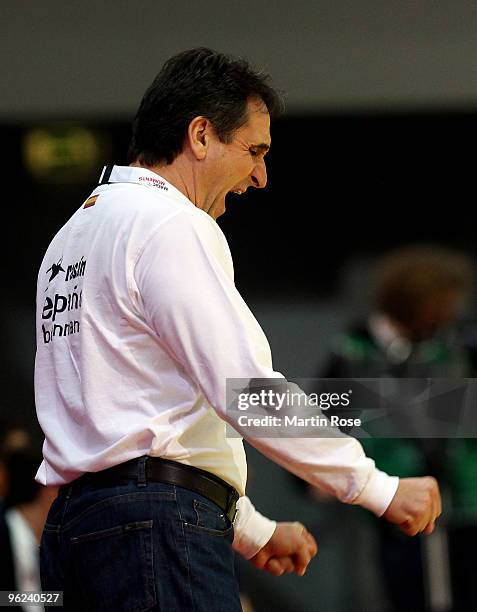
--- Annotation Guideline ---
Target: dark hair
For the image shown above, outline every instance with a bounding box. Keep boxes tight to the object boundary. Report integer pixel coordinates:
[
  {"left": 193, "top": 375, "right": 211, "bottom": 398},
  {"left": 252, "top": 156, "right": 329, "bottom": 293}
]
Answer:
[
  {"left": 373, "top": 245, "right": 474, "bottom": 326},
  {"left": 128, "top": 48, "right": 283, "bottom": 165}
]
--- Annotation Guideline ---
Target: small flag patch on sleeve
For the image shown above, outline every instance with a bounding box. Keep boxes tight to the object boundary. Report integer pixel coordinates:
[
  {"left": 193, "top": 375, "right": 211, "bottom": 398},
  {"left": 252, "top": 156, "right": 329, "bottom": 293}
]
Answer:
[{"left": 84, "top": 195, "right": 98, "bottom": 209}]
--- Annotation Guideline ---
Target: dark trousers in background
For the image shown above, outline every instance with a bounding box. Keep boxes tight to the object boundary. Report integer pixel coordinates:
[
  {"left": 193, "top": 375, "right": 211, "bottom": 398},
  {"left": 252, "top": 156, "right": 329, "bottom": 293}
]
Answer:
[
  {"left": 378, "top": 522, "right": 426, "bottom": 612},
  {"left": 448, "top": 525, "right": 477, "bottom": 612},
  {"left": 379, "top": 522, "right": 477, "bottom": 612},
  {"left": 40, "top": 472, "right": 242, "bottom": 611}
]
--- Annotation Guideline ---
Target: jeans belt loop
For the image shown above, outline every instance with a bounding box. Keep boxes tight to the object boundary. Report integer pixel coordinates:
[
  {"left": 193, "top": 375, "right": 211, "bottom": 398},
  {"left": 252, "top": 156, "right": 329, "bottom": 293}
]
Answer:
[{"left": 137, "top": 456, "right": 147, "bottom": 487}]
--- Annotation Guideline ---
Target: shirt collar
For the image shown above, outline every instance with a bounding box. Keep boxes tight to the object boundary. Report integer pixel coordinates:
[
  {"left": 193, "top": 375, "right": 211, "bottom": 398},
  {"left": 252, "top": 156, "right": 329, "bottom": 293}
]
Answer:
[
  {"left": 368, "top": 313, "right": 413, "bottom": 363},
  {"left": 98, "top": 165, "right": 193, "bottom": 208}
]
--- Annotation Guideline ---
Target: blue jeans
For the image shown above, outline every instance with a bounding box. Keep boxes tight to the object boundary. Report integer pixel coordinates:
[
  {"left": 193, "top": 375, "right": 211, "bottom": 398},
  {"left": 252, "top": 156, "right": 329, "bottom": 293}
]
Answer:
[{"left": 40, "top": 461, "right": 242, "bottom": 611}]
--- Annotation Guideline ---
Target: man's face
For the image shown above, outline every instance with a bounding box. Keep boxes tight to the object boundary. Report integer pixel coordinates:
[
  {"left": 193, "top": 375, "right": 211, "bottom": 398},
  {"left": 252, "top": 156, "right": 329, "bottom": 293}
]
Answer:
[
  {"left": 203, "top": 97, "right": 271, "bottom": 219},
  {"left": 409, "top": 290, "right": 465, "bottom": 341}
]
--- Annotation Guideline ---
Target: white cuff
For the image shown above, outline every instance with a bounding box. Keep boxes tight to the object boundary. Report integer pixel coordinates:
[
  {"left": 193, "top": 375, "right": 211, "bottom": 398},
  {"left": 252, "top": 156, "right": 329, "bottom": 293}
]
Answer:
[
  {"left": 232, "top": 496, "right": 277, "bottom": 559},
  {"left": 352, "top": 468, "right": 399, "bottom": 516}
]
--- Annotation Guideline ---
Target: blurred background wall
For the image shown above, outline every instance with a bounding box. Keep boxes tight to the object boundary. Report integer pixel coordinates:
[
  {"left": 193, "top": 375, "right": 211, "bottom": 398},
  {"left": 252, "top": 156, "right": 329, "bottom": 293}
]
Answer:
[
  {"left": 4, "top": 0, "right": 477, "bottom": 117},
  {"left": 2, "top": 2, "right": 477, "bottom": 610}
]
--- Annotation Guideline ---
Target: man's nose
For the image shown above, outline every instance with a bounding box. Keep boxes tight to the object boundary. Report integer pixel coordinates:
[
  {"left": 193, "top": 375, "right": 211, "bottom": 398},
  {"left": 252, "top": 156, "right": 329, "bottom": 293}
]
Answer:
[{"left": 251, "top": 159, "right": 267, "bottom": 189}]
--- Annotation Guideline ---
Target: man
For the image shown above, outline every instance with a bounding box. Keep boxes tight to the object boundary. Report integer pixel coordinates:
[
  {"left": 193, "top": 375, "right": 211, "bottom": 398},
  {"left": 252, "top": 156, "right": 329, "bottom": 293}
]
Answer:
[
  {"left": 321, "top": 245, "right": 475, "bottom": 611},
  {"left": 0, "top": 450, "right": 58, "bottom": 611},
  {"left": 0, "top": 423, "right": 34, "bottom": 598},
  {"left": 36, "top": 49, "right": 440, "bottom": 611}
]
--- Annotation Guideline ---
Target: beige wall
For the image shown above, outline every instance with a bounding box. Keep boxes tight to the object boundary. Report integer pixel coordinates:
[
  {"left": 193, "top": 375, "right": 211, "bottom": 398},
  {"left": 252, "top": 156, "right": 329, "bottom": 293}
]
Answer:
[{"left": 3, "top": 0, "right": 477, "bottom": 118}]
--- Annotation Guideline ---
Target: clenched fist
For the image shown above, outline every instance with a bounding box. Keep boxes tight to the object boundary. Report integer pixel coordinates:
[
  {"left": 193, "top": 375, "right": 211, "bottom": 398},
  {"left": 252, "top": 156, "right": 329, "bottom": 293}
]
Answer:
[
  {"left": 250, "top": 522, "right": 318, "bottom": 576},
  {"left": 383, "top": 476, "right": 442, "bottom": 536}
]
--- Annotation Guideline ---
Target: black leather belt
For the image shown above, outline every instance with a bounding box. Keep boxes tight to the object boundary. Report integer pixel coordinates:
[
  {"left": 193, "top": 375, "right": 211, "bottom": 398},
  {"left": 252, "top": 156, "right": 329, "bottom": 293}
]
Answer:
[{"left": 77, "top": 456, "right": 239, "bottom": 522}]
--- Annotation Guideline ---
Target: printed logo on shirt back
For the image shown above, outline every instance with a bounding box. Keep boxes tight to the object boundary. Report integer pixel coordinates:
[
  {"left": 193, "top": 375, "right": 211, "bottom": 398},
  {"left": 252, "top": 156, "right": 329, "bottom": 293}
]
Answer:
[
  {"left": 41, "top": 256, "right": 87, "bottom": 344},
  {"left": 45, "top": 258, "right": 65, "bottom": 291}
]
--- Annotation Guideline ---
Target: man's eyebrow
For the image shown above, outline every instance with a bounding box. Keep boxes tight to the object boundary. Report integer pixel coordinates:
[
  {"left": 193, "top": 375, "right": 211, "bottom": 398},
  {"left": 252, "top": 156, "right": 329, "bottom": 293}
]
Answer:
[{"left": 251, "top": 143, "right": 271, "bottom": 152}]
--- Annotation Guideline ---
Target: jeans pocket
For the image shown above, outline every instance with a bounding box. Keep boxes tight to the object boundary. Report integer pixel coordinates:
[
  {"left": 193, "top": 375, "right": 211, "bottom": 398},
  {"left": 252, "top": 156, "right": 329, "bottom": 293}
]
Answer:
[
  {"left": 183, "top": 499, "right": 233, "bottom": 537},
  {"left": 69, "top": 520, "right": 156, "bottom": 612}
]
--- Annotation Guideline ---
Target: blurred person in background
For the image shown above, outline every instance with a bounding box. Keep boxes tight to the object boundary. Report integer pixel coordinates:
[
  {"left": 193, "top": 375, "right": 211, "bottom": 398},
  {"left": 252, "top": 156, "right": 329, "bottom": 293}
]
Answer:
[
  {"left": 0, "top": 422, "right": 33, "bottom": 498},
  {"left": 320, "top": 244, "right": 476, "bottom": 612},
  {"left": 0, "top": 422, "right": 34, "bottom": 596},
  {"left": 0, "top": 422, "right": 31, "bottom": 458},
  {"left": 0, "top": 449, "right": 58, "bottom": 611}
]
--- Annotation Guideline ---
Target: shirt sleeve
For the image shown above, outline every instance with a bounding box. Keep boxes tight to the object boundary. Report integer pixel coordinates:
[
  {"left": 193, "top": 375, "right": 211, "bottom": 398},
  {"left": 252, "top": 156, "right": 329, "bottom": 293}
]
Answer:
[
  {"left": 232, "top": 496, "right": 277, "bottom": 559},
  {"left": 133, "top": 211, "right": 399, "bottom": 518}
]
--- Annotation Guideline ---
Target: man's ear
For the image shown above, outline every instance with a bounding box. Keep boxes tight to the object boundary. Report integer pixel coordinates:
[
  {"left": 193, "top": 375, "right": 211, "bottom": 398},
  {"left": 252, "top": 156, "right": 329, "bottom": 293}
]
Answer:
[{"left": 187, "top": 116, "right": 210, "bottom": 161}]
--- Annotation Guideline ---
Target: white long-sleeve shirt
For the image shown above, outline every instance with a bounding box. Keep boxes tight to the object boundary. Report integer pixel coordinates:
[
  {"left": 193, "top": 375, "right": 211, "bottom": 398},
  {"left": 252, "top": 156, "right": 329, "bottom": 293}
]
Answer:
[{"left": 35, "top": 165, "right": 398, "bottom": 558}]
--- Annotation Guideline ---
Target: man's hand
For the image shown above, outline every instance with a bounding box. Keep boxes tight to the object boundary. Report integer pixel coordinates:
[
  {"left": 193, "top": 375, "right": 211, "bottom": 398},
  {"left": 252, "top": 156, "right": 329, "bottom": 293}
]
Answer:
[
  {"left": 249, "top": 522, "right": 318, "bottom": 576},
  {"left": 383, "top": 477, "right": 442, "bottom": 536}
]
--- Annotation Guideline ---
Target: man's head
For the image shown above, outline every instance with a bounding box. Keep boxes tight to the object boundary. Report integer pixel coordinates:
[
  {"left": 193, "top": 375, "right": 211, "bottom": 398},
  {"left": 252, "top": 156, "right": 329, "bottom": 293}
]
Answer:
[
  {"left": 128, "top": 48, "right": 282, "bottom": 218},
  {"left": 373, "top": 245, "right": 474, "bottom": 341}
]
